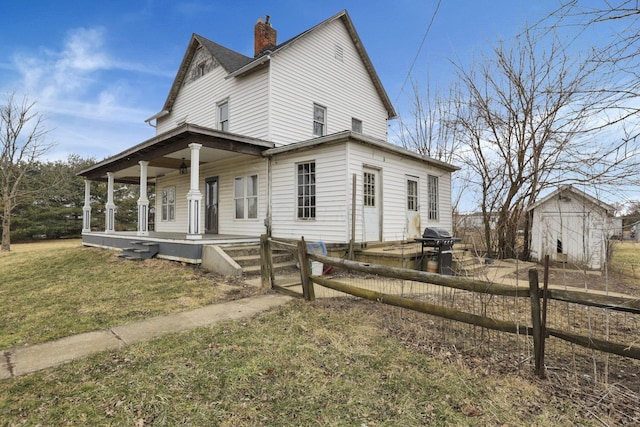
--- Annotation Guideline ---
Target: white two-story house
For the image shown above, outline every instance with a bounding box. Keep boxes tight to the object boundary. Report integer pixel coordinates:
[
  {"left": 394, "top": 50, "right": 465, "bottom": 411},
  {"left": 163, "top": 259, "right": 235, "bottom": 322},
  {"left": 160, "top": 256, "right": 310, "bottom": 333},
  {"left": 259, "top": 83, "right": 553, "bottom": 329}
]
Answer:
[{"left": 78, "top": 10, "right": 458, "bottom": 263}]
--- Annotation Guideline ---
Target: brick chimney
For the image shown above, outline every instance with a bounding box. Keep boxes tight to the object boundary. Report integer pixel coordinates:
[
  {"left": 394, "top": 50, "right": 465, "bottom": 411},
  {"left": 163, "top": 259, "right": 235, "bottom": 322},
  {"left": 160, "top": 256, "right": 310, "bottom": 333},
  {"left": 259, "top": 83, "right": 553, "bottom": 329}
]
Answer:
[{"left": 254, "top": 15, "right": 277, "bottom": 57}]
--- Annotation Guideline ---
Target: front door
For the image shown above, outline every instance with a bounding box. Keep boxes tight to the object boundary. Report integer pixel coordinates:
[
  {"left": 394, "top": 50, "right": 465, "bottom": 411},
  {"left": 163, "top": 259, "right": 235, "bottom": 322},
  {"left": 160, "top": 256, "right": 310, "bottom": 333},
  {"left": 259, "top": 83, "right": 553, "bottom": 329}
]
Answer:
[
  {"left": 363, "top": 168, "right": 381, "bottom": 241},
  {"left": 205, "top": 177, "right": 219, "bottom": 234}
]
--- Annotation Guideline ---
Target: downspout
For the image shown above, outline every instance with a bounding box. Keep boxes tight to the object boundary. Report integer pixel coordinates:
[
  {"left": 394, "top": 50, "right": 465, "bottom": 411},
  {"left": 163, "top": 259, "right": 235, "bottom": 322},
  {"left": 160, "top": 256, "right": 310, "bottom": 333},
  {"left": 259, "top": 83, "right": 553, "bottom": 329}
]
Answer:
[{"left": 265, "top": 156, "right": 272, "bottom": 237}]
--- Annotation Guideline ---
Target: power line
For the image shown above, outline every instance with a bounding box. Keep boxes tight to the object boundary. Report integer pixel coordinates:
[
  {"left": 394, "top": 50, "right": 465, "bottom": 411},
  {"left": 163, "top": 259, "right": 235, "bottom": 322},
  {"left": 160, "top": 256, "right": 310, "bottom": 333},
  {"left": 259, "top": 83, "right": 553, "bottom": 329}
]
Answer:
[{"left": 394, "top": 0, "right": 442, "bottom": 106}]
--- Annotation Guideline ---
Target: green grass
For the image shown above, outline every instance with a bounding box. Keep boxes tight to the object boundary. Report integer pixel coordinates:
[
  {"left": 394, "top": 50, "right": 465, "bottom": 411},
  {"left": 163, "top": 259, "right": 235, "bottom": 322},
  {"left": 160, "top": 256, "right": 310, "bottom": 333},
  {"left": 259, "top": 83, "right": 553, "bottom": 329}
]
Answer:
[
  {"left": 0, "top": 239, "right": 625, "bottom": 425},
  {"left": 610, "top": 240, "right": 640, "bottom": 279},
  {"left": 0, "top": 300, "right": 588, "bottom": 426},
  {"left": 0, "top": 240, "right": 255, "bottom": 348}
]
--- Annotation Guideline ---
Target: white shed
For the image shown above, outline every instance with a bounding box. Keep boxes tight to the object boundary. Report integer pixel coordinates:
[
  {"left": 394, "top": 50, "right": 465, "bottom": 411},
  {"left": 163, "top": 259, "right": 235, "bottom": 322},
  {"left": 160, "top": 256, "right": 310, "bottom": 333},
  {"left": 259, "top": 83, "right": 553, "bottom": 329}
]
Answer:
[{"left": 527, "top": 185, "right": 618, "bottom": 270}]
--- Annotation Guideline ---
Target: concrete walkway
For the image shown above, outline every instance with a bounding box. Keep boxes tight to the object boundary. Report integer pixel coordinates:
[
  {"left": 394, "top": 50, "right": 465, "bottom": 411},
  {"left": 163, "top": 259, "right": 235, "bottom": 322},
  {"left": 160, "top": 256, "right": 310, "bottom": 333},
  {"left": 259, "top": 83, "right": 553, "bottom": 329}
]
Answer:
[{"left": 0, "top": 293, "right": 292, "bottom": 380}]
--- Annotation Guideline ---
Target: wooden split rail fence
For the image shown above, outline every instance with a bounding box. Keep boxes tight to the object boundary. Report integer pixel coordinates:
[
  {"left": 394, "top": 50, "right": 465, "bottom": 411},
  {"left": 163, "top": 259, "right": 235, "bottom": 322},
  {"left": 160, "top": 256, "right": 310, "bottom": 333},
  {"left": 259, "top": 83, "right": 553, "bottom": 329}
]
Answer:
[{"left": 260, "top": 235, "right": 640, "bottom": 378}]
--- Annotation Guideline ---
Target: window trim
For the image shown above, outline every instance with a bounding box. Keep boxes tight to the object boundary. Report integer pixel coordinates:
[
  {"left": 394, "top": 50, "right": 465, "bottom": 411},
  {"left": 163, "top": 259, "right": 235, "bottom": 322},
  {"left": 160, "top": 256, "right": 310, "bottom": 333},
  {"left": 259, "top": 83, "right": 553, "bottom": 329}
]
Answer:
[
  {"left": 218, "top": 100, "right": 229, "bottom": 132},
  {"left": 296, "top": 161, "right": 316, "bottom": 220},
  {"left": 161, "top": 186, "right": 176, "bottom": 222},
  {"left": 233, "top": 174, "right": 258, "bottom": 220},
  {"left": 352, "top": 117, "right": 363, "bottom": 133},
  {"left": 428, "top": 175, "right": 439, "bottom": 221},
  {"left": 312, "top": 104, "right": 326, "bottom": 137},
  {"left": 407, "top": 178, "right": 419, "bottom": 212}
]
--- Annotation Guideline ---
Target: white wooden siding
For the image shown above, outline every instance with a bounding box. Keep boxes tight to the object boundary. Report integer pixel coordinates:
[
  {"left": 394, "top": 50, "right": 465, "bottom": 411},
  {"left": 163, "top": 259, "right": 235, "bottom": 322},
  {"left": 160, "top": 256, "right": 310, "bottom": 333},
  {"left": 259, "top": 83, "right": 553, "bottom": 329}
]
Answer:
[
  {"left": 156, "top": 64, "right": 270, "bottom": 139},
  {"left": 270, "top": 144, "right": 349, "bottom": 242},
  {"left": 530, "top": 196, "right": 611, "bottom": 269},
  {"left": 268, "top": 140, "right": 454, "bottom": 244},
  {"left": 269, "top": 19, "right": 389, "bottom": 145},
  {"left": 346, "top": 142, "right": 453, "bottom": 242}
]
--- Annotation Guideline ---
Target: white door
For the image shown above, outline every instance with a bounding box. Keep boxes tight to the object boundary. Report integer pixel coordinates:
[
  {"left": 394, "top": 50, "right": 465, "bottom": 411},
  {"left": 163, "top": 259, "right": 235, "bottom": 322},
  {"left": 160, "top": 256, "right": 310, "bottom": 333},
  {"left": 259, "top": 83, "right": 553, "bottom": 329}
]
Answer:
[
  {"left": 406, "top": 177, "right": 421, "bottom": 238},
  {"left": 363, "top": 168, "right": 381, "bottom": 241}
]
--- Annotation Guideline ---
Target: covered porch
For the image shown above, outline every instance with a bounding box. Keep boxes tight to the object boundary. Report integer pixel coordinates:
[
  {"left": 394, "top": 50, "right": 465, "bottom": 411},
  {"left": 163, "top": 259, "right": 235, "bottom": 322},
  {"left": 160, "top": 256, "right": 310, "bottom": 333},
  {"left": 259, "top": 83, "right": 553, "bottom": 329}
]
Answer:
[{"left": 77, "top": 123, "right": 274, "bottom": 255}]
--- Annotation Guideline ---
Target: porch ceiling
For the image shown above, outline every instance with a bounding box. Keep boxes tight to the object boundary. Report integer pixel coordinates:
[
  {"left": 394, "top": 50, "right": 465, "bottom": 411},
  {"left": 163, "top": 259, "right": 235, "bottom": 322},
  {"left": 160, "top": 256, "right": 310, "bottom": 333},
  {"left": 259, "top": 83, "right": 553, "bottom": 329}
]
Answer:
[{"left": 78, "top": 123, "right": 274, "bottom": 183}]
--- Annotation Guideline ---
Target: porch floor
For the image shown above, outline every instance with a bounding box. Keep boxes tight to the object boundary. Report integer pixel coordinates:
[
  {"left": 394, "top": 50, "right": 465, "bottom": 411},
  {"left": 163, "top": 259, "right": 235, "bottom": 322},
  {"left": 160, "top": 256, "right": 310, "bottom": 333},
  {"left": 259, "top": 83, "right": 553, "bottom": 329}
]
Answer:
[{"left": 81, "top": 231, "right": 260, "bottom": 264}]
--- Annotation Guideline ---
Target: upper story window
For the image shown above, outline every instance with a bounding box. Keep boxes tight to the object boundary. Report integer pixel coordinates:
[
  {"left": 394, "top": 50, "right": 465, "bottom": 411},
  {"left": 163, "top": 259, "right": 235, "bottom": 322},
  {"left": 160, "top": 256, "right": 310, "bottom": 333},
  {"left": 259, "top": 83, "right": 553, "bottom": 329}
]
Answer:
[
  {"left": 352, "top": 118, "right": 363, "bottom": 133},
  {"left": 428, "top": 175, "right": 439, "bottom": 221},
  {"left": 161, "top": 187, "right": 176, "bottom": 222},
  {"left": 313, "top": 104, "right": 326, "bottom": 137},
  {"left": 297, "top": 161, "right": 316, "bottom": 219},
  {"left": 218, "top": 101, "right": 229, "bottom": 132}
]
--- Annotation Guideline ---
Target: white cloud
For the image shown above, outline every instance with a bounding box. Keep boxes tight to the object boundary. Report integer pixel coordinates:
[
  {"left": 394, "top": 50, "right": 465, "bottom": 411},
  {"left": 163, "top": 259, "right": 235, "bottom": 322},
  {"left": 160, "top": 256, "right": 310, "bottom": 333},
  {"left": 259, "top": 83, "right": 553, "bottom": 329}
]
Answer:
[{"left": 3, "top": 26, "right": 170, "bottom": 160}]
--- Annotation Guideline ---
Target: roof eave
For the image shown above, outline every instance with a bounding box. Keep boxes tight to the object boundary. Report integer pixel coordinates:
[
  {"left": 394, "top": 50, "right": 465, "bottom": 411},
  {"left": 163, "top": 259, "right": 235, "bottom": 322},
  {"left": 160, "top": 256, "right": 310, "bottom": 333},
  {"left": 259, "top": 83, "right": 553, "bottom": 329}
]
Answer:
[{"left": 263, "top": 131, "right": 459, "bottom": 172}]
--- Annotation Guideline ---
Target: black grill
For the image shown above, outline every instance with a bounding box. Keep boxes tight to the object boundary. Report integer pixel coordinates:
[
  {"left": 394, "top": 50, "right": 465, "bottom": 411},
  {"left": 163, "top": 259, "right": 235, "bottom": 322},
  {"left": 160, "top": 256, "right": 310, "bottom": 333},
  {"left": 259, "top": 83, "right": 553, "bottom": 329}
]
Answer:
[
  {"left": 420, "top": 227, "right": 456, "bottom": 247},
  {"left": 416, "top": 227, "right": 459, "bottom": 275}
]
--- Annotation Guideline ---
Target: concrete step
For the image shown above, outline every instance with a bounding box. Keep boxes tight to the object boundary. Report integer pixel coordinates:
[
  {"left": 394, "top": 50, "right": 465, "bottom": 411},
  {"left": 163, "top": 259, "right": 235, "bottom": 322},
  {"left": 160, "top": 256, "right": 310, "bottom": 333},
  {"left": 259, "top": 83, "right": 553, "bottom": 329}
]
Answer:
[
  {"left": 233, "top": 252, "right": 293, "bottom": 267},
  {"left": 222, "top": 244, "right": 261, "bottom": 258},
  {"left": 243, "top": 260, "right": 298, "bottom": 275}
]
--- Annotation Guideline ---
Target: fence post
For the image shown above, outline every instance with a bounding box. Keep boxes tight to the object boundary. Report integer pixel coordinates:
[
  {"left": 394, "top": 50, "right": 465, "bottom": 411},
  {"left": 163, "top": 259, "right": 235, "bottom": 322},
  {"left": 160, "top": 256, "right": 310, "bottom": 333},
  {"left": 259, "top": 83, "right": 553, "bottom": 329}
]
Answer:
[
  {"left": 260, "top": 234, "right": 273, "bottom": 289},
  {"left": 528, "top": 268, "right": 543, "bottom": 377},
  {"left": 297, "top": 237, "right": 315, "bottom": 301}
]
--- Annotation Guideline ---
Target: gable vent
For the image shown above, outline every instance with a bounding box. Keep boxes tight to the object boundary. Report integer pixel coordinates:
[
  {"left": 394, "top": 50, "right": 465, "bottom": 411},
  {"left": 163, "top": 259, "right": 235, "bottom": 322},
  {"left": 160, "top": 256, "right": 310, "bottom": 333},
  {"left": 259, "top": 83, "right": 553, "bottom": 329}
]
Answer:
[{"left": 335, "top": 45, "right": 344, "bottom": 62}]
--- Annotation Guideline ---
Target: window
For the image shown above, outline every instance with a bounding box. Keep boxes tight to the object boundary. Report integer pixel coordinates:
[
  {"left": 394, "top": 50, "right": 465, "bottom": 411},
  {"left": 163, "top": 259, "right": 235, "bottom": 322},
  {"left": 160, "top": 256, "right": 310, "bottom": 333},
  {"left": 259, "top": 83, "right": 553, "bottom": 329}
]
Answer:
[
  {"left": 352, "top": 118, "right": 362, "bottom": 133},
  {"left": 161, "top": 187, "right": 176, "bottom": 221},
  {"left": 313, "top": 104, "right": 326, "bottom": 137},
  {"left": 218, "top": 101, "right": 229, "bottom": 131},
  {"left": 197, "top": 62, "right": 206, "bottom": 77},
  {"left": 234, "top": 175, "right": 258, "bottom": 219},
  {"left": 363, "top": 172, "right": 376, "bottom": 207},
  {"left": 407, "top": 179, "right": 418, "bottom": 211},
  {"left": 297, "top": 162, "right": 316, "bottom": 219},
  {"left": 428, "top": 175, "right": 439, "bottom": 220},
  {"left": 335, "top": 45, "right": 344, "bottom": 62}
]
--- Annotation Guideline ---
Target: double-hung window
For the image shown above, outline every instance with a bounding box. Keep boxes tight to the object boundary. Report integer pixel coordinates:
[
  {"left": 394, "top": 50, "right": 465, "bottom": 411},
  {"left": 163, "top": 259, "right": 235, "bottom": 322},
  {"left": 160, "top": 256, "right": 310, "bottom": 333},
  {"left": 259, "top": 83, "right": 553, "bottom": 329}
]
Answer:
[
  {"left": 218, "top": 101, "right": 229, "bottom": 131},
  {"left": 234, "top": 175, "right": 258, "bottom": 219},
  {"left": 297, "top": 162, "right": 316, "bottom": 219},
  {"left": 161, "top": 187, "right": 175, "bottom": 221},
  {"left": 313, "top": 104, "right": 326, "bottom": 137},
  {"left": 428, "top": 175, "right": 439, "bottom": 220},
  {"left": 407, "top": 179, "right": 418, "bottom": 211}
]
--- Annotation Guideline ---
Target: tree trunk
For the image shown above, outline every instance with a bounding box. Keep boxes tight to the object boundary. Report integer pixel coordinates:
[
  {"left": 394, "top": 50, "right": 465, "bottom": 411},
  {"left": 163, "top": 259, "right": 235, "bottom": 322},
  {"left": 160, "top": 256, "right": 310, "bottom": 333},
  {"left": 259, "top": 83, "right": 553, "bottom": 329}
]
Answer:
[{"left": 1, "top": 195, "right": 11, "bottom": 251}]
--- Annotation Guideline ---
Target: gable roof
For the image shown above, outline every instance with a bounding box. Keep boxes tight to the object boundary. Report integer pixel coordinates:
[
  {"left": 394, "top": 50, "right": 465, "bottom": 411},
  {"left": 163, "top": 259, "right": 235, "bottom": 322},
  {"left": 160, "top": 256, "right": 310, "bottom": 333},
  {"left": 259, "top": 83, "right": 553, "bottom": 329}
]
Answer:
[
  {"left": 527, "top": 185, "right": 616, "bottom": 215},
  {"left": 148, "top": 34, "right": 253, "bottom": 121},
  {"left": 147, "top": 10, "right": 396, "bottom": 122}
]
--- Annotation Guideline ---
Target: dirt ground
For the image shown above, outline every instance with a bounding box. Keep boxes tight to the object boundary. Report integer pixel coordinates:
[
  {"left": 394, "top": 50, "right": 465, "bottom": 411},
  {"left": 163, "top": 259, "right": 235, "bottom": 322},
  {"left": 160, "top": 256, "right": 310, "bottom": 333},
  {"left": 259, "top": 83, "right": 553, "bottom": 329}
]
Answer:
[
  {"left": 317, "top": 297, "right": 640, "bottom": 425},
  {"left": 510, "top": 265, "right": 640, "bottom": 297}
]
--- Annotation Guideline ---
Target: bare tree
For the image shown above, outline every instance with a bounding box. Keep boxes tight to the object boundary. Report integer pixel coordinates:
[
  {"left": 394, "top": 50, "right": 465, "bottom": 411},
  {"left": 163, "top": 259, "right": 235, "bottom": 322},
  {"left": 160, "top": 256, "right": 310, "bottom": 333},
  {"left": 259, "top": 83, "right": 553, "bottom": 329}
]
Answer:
[
  {"left": 397, "top": 79, "right": 461, "bottom": 164},
  {"left": 449, "top": 26, "right": 640, "bottom": 259},
  {"left": 0, "top": 93, "right": 53, "bottom": 251}
]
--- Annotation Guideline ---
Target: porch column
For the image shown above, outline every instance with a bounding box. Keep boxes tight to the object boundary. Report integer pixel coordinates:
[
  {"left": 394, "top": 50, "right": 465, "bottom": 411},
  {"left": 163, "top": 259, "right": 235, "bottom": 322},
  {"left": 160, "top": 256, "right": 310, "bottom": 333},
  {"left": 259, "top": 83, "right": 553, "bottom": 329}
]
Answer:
[
  {"left": 82, "top": 178, "right": 92, "bottom": 233},
  {"left": 105, "top": 172, "right": 117, "bottom": 234},
  {"left": 186, "top": 143, "right": 203, "bottom": 240},
  {"left": 137, "top": 161, "right": 149, "bottom": 236}
]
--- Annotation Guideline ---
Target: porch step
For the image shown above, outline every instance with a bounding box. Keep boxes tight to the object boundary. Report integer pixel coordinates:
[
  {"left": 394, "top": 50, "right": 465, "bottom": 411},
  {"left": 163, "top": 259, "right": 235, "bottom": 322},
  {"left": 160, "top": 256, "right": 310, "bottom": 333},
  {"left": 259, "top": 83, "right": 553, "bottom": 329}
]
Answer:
[
  {"left": 452, "top": 250, "right": 485, "bottom": 277},
  {"left": 222, "top": 244, "right": 297, "bottom": 275},
  {"left": 118, "top": 241, "right": 159, "bottom": 261}
]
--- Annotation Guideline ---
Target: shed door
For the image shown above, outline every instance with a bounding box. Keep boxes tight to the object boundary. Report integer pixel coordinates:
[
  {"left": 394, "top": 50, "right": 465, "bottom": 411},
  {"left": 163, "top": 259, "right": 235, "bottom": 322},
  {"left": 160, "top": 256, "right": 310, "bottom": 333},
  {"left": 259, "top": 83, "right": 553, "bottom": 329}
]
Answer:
[{"left": 363, "top": 168, "right": 381, "bottom": 241}]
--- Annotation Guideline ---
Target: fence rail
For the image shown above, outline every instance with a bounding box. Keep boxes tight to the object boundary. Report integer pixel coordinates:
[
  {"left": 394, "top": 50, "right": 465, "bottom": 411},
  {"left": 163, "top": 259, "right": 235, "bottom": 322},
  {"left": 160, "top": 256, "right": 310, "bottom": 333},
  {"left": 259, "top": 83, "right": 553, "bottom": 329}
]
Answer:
[{"left": 261, "top": 236, "right": 640, "bottom": 378}]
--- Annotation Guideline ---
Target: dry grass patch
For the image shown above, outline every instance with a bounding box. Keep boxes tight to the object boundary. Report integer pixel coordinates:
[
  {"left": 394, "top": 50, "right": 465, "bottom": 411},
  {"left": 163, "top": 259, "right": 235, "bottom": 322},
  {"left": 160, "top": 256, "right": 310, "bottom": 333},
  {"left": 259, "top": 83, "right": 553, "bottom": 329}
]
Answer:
[
  {"left": 0, "top": 300, "right": 590, "bottom": 426},
  {"left": 0, "top": 240, "right": 259, "bottom": 348}
]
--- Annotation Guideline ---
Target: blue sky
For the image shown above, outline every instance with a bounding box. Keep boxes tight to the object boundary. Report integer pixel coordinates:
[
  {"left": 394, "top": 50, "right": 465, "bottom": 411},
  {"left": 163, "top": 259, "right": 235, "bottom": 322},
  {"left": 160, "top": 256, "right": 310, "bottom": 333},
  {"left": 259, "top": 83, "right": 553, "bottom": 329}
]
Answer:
[{"left": 0, "top": 0, "right": 567, "bottom": 163}]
